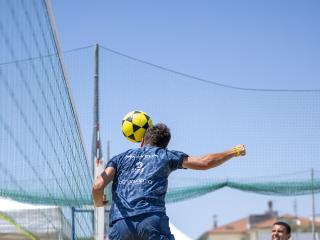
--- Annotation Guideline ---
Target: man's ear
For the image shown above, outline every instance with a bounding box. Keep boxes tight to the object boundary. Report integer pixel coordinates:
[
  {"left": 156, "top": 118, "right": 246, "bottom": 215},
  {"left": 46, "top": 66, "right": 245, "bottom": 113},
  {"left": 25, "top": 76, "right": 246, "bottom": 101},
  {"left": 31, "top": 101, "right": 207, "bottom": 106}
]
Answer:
[{"left": 140, "top": 138, "right": 145, "bottom": 147}]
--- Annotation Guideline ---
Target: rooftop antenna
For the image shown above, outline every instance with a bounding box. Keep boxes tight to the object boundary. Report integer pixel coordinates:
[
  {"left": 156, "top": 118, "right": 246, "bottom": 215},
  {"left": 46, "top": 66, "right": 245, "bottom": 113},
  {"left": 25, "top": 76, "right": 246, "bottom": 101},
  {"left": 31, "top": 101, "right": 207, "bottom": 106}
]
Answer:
[
  {"left": 293, "top": 199, "right": 297, "bottom": 219},
  {"left": 213, "top": 215, "right": 218, "bottom": 229}
]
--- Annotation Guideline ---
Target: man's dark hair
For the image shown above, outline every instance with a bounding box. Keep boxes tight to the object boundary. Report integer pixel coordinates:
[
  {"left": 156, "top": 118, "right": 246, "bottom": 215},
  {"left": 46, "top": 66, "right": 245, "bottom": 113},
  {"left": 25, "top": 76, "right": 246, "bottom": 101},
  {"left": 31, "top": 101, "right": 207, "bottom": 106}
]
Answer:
[
  {"left": 143, "top": 123, "right": 171, "bottom": 148},
  {"left": 273, "top": 221, "right": 291, "bottom": 235}
]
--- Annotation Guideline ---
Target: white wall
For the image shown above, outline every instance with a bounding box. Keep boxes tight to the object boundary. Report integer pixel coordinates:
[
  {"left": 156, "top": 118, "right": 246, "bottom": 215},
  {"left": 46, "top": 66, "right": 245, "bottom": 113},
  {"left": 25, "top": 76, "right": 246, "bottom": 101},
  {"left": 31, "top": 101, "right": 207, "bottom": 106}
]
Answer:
[
  {"left": 207, "top": 233, "right": 246, "bottom": 240},
  {"left": 258, "top": 232, "right": 319, "bottom": 240}
]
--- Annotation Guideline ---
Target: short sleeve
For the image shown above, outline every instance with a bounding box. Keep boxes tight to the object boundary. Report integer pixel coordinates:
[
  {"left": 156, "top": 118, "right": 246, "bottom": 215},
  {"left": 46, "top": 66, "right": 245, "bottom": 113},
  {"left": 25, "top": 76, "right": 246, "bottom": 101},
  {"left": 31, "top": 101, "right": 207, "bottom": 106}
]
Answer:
[
  {"left": 106, "top": 158, "right": 117, "bottom": 169},
  {"left": 106, "top": 154, "right": 121, "bottom": 170},
  {"left": 166, "top": 150, "right": 188, "bottom": 170}
]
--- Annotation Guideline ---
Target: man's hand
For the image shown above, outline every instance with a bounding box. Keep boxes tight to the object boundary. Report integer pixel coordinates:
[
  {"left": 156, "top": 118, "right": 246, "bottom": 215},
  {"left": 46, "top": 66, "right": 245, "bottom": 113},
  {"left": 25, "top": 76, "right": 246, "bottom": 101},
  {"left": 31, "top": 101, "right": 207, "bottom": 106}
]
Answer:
[
  {"left": 92, "top": 187, "right": 107, "bottom": 207},
  {"left": 92, "top": 176, "right": 106, "bottom": 207},
  {"left": 232, "top": 144, "right": 246, "bottom": 157}
]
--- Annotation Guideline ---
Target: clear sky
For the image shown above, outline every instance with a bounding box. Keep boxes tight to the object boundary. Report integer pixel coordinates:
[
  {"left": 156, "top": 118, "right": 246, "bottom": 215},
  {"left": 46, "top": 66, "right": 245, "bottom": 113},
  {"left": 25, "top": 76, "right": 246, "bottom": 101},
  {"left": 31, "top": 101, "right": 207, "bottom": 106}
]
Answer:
[{"left": 51, "top": 1, "right": 320, "bottom": 238}]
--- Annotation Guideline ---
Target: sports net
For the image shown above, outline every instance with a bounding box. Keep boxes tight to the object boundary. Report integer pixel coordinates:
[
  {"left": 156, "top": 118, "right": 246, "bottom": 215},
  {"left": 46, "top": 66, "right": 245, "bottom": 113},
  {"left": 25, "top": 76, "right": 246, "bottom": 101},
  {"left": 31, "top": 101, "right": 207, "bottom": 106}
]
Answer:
[
  {"left": 0, "top": 0, "right": 92, "bottom": 238},
  {"left": 61, "top": 44, "right": 320, "bottom": 201},
  {"left": 97, "top": 46, "right": 320, "bottom": 200}
]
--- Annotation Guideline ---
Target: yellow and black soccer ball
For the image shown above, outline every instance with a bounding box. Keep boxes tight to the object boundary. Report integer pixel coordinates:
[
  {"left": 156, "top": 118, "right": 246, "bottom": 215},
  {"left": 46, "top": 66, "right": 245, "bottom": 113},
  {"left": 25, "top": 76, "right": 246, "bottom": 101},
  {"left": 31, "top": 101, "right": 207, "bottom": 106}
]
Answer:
[{"left": 121, "top": 110, "right": 153, "bottom": 142}]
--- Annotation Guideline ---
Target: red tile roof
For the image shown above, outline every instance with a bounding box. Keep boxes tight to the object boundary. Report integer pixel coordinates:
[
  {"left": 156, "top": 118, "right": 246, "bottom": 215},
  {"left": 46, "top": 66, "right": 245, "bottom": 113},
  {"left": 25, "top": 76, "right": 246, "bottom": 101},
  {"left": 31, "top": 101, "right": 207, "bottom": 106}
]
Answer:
[
  {"left": 208, "top": 214, "right": 320, "bottom": 234},
  {"left": 209, "top": 218, "right": 248, "bottom": 234}
]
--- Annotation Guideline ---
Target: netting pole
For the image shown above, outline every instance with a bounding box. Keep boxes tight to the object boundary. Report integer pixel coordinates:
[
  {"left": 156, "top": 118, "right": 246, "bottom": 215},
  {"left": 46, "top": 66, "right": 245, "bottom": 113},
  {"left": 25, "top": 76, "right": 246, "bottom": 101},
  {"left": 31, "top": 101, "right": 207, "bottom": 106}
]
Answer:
[
  {"left": 92, "top": 43, "right": 105, "bottom": 240},
  {"left": 105, "top": 140, "right": 111, "bottom": 234},
  {"left": 71, "top": 207, "right": 75, "bottom": 240},
  {"left": 311, "top": 168, "right": 316, "bottom": 240}
]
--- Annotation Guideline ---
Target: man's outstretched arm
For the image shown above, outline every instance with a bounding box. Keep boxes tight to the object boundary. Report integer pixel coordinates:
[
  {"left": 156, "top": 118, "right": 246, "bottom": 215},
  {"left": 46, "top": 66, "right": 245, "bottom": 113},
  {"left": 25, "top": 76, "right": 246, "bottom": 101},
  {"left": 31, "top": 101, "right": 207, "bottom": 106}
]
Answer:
[
  {"left": 182, "top": 144, "right": 246, "bottom": 170},
  {"left": 92, "top": 166, "right": 115, "bottom": 207}
]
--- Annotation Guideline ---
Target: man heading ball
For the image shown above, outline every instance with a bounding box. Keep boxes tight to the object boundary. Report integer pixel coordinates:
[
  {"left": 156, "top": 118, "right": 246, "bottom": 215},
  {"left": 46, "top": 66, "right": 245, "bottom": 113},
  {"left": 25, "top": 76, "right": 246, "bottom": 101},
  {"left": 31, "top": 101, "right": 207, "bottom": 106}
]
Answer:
[{"left": 93, "top": 123, "right": 246, "bottom": 240}]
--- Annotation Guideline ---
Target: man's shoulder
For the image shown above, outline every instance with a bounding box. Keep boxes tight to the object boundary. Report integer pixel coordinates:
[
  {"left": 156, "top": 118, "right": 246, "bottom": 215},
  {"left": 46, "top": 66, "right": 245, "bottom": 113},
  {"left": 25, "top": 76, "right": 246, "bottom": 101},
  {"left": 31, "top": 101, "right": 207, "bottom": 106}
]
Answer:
[
  {"left": 165, "top": 148, "right": 187, "bottom": 155},
  {"left": 144, "top": 146, "right": 186, "bottom": 155},
  {"left": 112, "top": 148, "right": 143, "bottom": 159},
  {"left": 111, "top": 147, "right": 186, "bottom": 160}
]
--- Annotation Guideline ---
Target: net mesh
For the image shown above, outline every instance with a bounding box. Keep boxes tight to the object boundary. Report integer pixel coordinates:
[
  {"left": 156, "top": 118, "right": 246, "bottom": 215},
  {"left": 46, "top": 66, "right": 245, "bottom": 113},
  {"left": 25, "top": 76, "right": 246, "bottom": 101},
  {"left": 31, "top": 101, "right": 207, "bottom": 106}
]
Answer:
[
  {"left": 96, "top": 46, "right": 320, "bottom": 199},
  {"left": 0, "top": 0, "right": 92, "bottom": 238}
]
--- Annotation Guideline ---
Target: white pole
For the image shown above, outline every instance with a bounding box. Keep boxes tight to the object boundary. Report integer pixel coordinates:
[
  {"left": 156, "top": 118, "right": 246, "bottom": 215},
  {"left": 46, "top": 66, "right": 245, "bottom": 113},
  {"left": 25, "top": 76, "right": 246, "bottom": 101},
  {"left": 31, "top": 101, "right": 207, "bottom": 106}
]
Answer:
[{"left": 95, "top": 160, "right": 105, "bottom": 240}]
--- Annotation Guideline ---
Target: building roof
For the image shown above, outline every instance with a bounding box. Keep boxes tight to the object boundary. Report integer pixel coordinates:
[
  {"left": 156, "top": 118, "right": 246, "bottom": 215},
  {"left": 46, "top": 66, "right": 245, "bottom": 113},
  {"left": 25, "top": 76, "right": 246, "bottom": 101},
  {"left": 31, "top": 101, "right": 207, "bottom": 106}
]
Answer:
[
  {"left": 208, "top": 218, "right": 248, "bottom": 234},
  {"left": 207, "top": 214, "right": 320, "bottom": 235}
]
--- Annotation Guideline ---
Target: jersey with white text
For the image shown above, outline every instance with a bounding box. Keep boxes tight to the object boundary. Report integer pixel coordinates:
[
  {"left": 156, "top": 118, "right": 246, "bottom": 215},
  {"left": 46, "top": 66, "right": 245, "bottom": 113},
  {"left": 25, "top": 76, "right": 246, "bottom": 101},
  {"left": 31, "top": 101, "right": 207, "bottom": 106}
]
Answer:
[{"left": 106, "top": 146, "right": 188, "bottom": 224}]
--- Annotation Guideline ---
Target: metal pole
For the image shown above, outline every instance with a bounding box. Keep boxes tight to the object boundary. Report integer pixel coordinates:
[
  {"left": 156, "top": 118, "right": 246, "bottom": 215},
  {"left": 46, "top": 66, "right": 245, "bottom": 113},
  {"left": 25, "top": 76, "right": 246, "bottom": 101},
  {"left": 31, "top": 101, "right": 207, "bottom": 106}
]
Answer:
[
  {"left": 92, "top": 43, "right": 100, "bottom": 177},
  {"left": 92, "top": 43, "right": 105, "bottom": 240},
  {"left": 311, "top": 168, "right": 316, "bottom": 240},
  {"left": 71, "top": 207, "right": 75, "bottom": 240}
]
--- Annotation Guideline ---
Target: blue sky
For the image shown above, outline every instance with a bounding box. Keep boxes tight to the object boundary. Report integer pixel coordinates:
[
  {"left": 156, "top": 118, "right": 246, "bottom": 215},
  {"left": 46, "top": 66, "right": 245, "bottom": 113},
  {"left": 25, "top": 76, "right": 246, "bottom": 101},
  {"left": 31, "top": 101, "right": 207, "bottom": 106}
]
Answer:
[{"left": 51, "top": 1, "right": 320, "bottom": 238}]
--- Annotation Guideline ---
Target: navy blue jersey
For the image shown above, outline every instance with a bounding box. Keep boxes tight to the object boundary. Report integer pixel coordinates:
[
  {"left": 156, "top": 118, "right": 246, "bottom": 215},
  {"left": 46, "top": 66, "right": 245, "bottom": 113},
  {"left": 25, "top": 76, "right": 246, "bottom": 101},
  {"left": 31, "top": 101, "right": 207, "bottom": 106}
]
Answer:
[{"left": 106, "top": 146, "right": 188, "bottom": 224}]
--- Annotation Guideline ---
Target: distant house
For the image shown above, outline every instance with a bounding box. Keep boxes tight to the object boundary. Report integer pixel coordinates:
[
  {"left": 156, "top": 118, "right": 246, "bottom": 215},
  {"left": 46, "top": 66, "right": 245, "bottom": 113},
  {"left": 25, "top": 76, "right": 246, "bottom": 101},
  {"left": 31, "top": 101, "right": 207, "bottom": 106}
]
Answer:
[{"left": 199, "top": 202, "right": 320, "bottom": 240}]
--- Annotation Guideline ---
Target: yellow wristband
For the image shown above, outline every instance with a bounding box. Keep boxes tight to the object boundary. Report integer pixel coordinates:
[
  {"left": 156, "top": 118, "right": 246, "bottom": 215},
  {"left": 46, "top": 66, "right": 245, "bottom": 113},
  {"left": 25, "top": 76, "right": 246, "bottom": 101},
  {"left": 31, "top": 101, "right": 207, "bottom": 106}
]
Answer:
[{"left": 232, "top": 147, "right": 241, "bottom": 157}]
